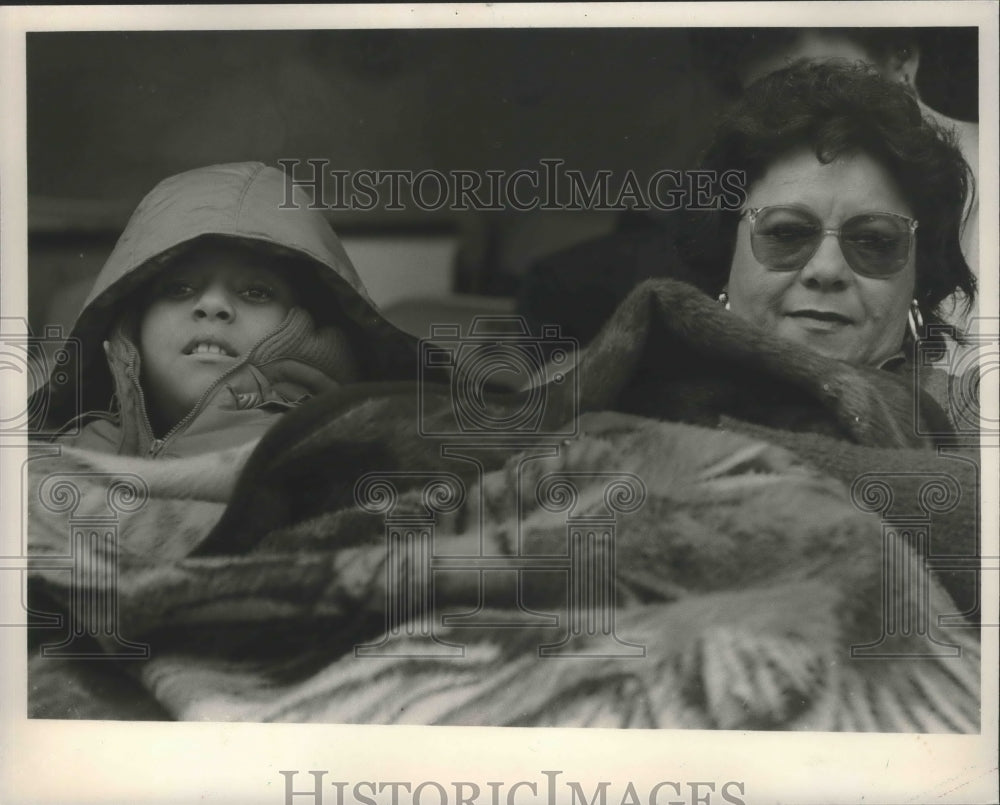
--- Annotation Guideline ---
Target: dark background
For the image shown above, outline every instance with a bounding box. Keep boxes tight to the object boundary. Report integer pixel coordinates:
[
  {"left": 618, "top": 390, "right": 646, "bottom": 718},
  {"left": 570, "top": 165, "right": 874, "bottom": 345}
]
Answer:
[{"left": 26, "top": 27, "right": 979, "bottom": 336}]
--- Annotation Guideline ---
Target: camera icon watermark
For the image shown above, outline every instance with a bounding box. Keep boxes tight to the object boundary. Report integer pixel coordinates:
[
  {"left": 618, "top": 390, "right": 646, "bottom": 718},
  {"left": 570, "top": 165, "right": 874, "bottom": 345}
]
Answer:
[
  {"left": 914, "top": 320, "right": 998, "bottom": 438},
  {"left": 418, "top": 316, "right": 578, "bottom": 438},
  {"left": 0, "top": 319, "right": 82, "bottom": 437}
]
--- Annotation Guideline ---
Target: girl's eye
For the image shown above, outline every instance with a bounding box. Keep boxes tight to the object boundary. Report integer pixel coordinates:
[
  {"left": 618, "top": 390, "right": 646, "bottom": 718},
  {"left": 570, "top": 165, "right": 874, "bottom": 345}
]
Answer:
[
  {"left": 242, "top": 285, "right": 275, "bottom": 303},
  {"left": 159, "top": 281, "right": 195, "bottom": 299}
]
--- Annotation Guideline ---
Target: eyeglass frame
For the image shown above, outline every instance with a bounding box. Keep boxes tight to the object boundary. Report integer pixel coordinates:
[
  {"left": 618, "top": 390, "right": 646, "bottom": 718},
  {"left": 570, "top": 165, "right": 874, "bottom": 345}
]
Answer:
[{"left": 740, "top": 205, "right": 919, "bottom": 279}]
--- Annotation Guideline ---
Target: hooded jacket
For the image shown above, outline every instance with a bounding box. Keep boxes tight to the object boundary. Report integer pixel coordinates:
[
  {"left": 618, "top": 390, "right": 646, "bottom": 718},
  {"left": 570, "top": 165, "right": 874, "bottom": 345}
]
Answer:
[{"left": 31, "top": 162, "right": 419, "bottom": 458}]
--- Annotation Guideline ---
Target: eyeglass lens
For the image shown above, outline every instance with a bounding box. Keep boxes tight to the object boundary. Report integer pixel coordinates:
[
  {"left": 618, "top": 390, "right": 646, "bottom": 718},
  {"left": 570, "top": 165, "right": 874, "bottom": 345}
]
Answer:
[{"left": 750, "top": 206, "right": 913, "bottom": 277}]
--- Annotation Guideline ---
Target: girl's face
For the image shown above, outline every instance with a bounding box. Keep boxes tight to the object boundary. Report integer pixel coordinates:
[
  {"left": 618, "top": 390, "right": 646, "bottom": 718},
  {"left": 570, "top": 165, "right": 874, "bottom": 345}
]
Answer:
[
  {"left": 139, "top": 243, "right": 296, "bottom": 428},
  {"left": 726, "top": 147, "right": 916, "bottom": 367}
]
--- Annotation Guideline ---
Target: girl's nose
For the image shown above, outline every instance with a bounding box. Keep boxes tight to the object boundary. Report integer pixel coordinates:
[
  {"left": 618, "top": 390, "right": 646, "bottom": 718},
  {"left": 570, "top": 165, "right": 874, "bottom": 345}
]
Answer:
[{"left": 192, "top": 283, "right": 235, "bottom": 321}]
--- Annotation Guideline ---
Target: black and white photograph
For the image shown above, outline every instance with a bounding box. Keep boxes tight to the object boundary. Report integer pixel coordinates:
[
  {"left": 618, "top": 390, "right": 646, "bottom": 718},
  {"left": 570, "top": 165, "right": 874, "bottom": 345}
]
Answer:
[{"left": 1, "top": 4, "right": 997, "bottom": 804}]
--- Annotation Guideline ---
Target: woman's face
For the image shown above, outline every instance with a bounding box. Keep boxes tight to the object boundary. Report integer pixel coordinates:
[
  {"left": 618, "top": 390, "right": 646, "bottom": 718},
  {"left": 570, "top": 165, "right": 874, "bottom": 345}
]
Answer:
[{"left": 727, "top": 147, "right": 916, "bottom": 366}]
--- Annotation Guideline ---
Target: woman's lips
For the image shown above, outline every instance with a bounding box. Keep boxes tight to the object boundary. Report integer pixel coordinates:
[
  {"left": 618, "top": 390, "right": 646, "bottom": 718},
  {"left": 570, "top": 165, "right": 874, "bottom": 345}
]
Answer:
[
  {"left": 785, "top": 310, "right": 853, "bottom": 333},
  {"left": 787, "top": 309, "right": 852, "bottom": 324}
]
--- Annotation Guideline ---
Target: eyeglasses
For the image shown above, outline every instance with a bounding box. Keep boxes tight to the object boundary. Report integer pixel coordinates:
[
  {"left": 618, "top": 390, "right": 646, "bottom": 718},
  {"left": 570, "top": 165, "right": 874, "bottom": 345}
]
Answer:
[{"left": 742, "top": 205, "right": 918, "bottom": 278}]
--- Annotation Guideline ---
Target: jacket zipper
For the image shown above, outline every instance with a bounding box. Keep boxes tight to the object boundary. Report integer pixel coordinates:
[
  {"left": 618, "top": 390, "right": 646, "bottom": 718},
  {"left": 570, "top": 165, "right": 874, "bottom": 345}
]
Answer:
[
  {"left": 122, "top": 347, "right": 159, "bottom": 455},
  {"left": 139, "top": 318, "right": 294, "bottom": 458}
]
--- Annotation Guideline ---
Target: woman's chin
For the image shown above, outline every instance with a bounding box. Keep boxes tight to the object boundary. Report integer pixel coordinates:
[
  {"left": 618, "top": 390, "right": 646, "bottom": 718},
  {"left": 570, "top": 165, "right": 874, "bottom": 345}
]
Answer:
[{"left": 774, "top": 322, "right": 860, "bottom": 364}]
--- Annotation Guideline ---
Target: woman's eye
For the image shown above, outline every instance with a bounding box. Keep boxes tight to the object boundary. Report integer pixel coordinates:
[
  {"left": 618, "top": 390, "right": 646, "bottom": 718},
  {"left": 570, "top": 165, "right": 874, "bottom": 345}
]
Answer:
[
  {"left": 762, "top": 224, "right": 815, "bottom": 242},
  {"left": 847, "top": 232, "right": 897, "bottom": 252}
]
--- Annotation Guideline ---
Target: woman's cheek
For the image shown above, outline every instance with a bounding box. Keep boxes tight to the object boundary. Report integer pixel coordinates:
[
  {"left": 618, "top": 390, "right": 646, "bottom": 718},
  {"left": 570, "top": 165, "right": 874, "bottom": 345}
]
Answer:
[{"left": 726, "top": 262, "right": 766, "bottom": 320}]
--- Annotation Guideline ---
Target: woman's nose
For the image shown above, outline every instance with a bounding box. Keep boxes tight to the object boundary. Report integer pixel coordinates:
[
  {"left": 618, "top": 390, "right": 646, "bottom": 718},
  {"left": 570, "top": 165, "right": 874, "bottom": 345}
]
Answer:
[
  {"left": 192, "top": 284, "right": 235, "bottom": 321},
  {"left": 798, "top": 232, "right": 853, "bottom": 289}
]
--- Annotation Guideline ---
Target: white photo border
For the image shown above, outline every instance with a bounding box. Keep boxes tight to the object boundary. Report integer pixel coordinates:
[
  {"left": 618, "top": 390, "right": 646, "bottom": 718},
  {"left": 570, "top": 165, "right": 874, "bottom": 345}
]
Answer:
[{"left": 1, "top": 4, "right": 997, "bottom": 804}]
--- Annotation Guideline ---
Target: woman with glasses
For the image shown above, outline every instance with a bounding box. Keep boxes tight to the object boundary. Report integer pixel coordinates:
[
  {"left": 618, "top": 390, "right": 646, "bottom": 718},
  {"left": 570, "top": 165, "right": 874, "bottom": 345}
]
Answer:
[
  {"left": 576, "top": 60, "right": 978, "bottom": 447},
  {"left": 678, "top": 60, "right": 975, "bottom": 377}
]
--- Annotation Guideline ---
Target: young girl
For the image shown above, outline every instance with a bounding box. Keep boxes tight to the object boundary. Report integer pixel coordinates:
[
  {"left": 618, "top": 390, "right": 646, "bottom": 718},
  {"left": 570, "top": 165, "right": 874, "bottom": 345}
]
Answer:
[{"left": 31, "top": 162, "right": 417, "bottom": 457}]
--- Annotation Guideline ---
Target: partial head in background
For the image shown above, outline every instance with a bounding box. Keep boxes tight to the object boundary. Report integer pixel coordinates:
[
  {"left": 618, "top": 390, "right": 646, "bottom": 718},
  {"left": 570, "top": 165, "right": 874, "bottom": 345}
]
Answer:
[
  {"left": 691, "top": 28, "right": 975, "bottom": 116},
  {"left": 679, "top": 62, "right": 975, "bottom": 367},
  {"left": 733, "top": 28, "right": 922, "bottom": 92}
]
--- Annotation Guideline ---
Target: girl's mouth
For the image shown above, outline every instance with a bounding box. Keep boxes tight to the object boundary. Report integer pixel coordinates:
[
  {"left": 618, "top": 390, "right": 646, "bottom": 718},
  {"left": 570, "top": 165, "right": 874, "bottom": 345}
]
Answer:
[{"left": 183, "top": 338, "right": 237, "bottom": 357}]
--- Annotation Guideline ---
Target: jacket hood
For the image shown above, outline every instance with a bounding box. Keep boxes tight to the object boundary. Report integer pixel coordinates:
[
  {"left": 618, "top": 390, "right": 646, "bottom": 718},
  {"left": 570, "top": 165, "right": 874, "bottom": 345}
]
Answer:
[{"left": 32, "top": 162, "right": 419, "bottom": 431}]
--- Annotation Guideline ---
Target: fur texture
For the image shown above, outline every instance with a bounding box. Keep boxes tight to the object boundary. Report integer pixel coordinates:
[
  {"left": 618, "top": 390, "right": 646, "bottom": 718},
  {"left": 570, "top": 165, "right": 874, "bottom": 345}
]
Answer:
[
  {"left": 27, "top": 279, "right": 978, "bottom": 729},
  {"left": 28, "top": 414, "right": 979, "bottom": 730}
]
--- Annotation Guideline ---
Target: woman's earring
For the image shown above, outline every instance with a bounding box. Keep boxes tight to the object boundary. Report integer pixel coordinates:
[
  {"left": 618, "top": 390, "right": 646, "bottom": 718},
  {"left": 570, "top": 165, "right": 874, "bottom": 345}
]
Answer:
[
  {"left": 908, "top": 299, "right": 924, "bottom": 341},
  {"left": 718, "top": 291, "right": 731, "bottom": 311}
]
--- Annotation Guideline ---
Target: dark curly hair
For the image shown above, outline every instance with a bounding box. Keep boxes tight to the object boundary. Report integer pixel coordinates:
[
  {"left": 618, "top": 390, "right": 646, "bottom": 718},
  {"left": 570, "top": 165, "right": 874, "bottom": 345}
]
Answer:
[{"left": 677, "top": 60, "right": 976, "bottom": 333}]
